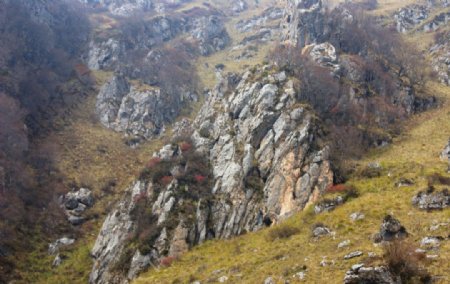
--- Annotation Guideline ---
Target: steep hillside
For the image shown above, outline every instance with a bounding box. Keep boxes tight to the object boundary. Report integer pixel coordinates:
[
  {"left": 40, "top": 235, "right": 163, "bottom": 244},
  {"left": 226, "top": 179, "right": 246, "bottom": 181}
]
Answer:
[
  {"left": 135, "top": 81, "right": 450, "bottom": 283},
  {"left": 1, "top": 0, "right": 449, "bottom": 283}
]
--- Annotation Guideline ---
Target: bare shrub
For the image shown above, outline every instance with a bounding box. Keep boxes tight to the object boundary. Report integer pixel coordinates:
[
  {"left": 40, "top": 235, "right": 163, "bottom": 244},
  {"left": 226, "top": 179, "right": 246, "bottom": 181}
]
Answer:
[
  {"left": 383, "top": 240, "right": 431, "bottom": 283},
  {"left": 267, "top": 224, "right": 300, "bottom": 241}
]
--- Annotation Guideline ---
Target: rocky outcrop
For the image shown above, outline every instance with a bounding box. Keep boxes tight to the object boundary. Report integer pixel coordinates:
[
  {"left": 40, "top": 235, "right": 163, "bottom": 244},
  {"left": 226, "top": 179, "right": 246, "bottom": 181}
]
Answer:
[
  {"left": 95, "top": 74, "right": 196, "bottom": 139},
  {"left": 189, "top": 16, "right": 230, "bottom": 56},
  {"left": 374, "top": 215, "right": 408, "bottom": 243},
  {"left": 282, "top": 0, "right": 326, "bottom": 47},
  {"left": 236, "top": 7, "right": 284, "bottom": 33},
  {"left": 344, "top": 264, "right": 400, "bottom": 284},
  {"left": 90, "top": 68, "right": 333, "bottom": 282},
  {"left": 430, "top": 34, "right": 450, "bottom": 86},
  {"left": 79, "top": 0, "right": 155, "bottom": 16},
  {"left": 394, "top": 5, "right": 429, "bottom": 33},
  {"left": 87, "top": 16, "right": 185, "bottom": 70},
  {"left": 412, "top": 188, "right": 449, "bottom": 210},
  {"left": 60, "top": 188, "right": 94, "bottom": 226}
]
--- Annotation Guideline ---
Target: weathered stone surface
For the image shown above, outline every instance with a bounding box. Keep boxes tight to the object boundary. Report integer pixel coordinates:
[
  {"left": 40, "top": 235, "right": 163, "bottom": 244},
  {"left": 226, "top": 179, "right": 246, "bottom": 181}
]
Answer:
[
  {"left": 312, "top": 224, "right": 331, "bottom": 237},
  {"left": 344, "top": 251, "right": 363, "bottom": 260},
  {"left": 412, "top": 189, "right": 449, "bottom": 210},
  {"left": 374, "top": 215, "right": 408, "bottom": 243},
  {"left": 189, "top": 16, "right": 230, "bottom": 56},
  {"left": 48, "top": 237, "right": 75, "bottom": 255},
  {"left": 96, "top": 75, "right": 197, "bottom": 140},
  {"left": 394, "top": 5, "right": 429, "bottom": 33},
  {"left": 344, "top": 265, "right": 400, "bottom": 284}
]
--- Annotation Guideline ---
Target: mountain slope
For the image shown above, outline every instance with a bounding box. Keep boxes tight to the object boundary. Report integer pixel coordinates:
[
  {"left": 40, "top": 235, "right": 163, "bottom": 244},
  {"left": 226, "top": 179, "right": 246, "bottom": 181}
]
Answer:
[{"left": 134, "top": 81, "right": 450, "bottom": 283}]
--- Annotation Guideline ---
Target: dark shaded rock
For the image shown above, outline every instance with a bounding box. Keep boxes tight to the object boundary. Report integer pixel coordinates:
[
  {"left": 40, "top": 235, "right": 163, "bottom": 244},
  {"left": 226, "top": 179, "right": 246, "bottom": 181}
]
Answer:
[
  {"left": 374, "top": 215, "right": 408, "bottom": 243},
  {"left": 282, "top": 0, "right": 326, "bottom": 47},
  {"left": 68, "top": 215, "right": 85, "bottom": 226},
  {"left": 64, "top": 198, "right": 79, "bottom": 210}
]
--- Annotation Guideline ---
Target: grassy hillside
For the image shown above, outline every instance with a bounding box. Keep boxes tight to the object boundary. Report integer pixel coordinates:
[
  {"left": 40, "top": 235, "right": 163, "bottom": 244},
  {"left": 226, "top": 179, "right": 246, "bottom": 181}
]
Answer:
[{"left": 134, "top": 82, "right": 450, "bottom": 283}]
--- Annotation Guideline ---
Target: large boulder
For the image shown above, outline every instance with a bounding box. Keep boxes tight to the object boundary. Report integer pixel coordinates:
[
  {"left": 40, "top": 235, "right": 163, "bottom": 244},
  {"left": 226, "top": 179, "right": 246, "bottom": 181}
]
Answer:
[
  {"left": 412, "top": 188, "right": 449, "bottom": 210},
  {"left": 344, "top": 264, "right": 400, "bottom": 284},
  {"left": 95, "top": 75, "right": 197, "bottom": 140},
  {"left": 394, "top": 5, "right": 429, "bottom": 33},
  {"left": 374, "top": 215, "right": 408, "bottom": 243}
]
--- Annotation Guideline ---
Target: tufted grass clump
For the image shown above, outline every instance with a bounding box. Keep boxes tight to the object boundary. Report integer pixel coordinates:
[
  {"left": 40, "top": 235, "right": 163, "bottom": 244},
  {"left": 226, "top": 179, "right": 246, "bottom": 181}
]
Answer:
[{"left": 266, "top": 224, "right": 300, "bottom": 241}]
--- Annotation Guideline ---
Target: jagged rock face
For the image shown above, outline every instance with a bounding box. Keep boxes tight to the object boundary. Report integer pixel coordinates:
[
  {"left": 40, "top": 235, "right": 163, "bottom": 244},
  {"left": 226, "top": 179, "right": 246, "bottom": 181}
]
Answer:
[
  {"left": 302, "top": 42, "right": 339, "bottom": 72},
  {"left": 394, "top": 5, "right": 429, "bottom": 33},
  {"left": 87, "top": 16, "right": 185, "bottom": 70},
  {"left": 96, "top": 74, "right": 196, "bottom": 139},
  {"left": 282, "top": 0, "right": 326, "bottom": 47},
  {"left": 87, "top": 12, "right": 230, "bottom": 70},
  {"left": 430, "top": 34, "right": 450, "bottom": 86},
  {"left": 90, "top": 69, "right": 333, "bottom": 282},
  {"left": 189, "top": 16, "right": 230, "bottom": 56},
  {"left": 374, "top": 215, "right": 408, "bottom": 243},
  {"left": 412, "top": 189, "right": 449, "bottom": 210}
]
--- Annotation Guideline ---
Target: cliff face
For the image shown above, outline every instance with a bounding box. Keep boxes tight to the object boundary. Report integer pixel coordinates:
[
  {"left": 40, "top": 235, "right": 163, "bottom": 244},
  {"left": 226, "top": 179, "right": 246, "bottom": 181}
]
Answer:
[
  {"left": 281, "top": 0, "right": 326, "bottom": 47},
  {"left": 90, "top": 68, "right": 333, "bottom": 283}
]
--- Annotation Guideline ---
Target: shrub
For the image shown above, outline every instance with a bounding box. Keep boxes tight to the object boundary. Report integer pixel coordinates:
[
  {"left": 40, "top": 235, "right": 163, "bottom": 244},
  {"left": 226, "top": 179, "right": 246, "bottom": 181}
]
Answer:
[
  {"left": 383, "top": 240, "right": 431, "bottom": 283},
  {"left": 147, "top": 157, "right": 161, "bottom": 168},
  {"left": 161, "top": 175, "right": 174, "bottom": 186},
  {"left": 160, "top": 256, "right": 176, "bottom": 267},
  {"left": 427, "top": 173, "right": 450, "bottom": 186},
  {"left": 267, "top": 225, "right": 300, "bottom": 241},
  {"left": 326, "top": 184, "right": 348, "bottom": 193},
  {"left": 194, "top": 174, "right": 206, "bottom": 184},
  {"left": 180, "top": 142, "right": 192, "bottom": 153}
]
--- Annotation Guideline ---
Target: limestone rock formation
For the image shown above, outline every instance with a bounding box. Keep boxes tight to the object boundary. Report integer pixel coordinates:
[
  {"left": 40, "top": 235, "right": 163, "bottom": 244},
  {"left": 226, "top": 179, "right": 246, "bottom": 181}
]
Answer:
[
  {"left": 394, "top": 5, "right": 429, "bottom": 33},
  {"left": 282, "top": 0, "right": 326, "bottom": 47},
  {"left": 95, "top": 74, "right": 196, "bottom": 139},
  {"left": 89, "top": 68, "right": 333, "bottom": 283}
]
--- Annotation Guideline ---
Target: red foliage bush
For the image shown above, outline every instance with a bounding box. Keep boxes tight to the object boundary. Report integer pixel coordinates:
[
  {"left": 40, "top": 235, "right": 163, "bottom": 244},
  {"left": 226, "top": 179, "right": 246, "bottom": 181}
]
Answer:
[
  {"left": 160, "top": 256, "right": 176, "bottom": 267},
  {"left": 326, "top": 184, "right": 349, "bottom": 193},
  {"left": 194, "top": 174, "right": 207, "bottom": 183},
  {"left": 147, "top": 157, "right": 161, "bottom": 168},
  {"left": 180, "top": 142, "right": 192, "bottom": 153},
  {"left": 160, "top": 175, "right": 174, "bottom": 186}
]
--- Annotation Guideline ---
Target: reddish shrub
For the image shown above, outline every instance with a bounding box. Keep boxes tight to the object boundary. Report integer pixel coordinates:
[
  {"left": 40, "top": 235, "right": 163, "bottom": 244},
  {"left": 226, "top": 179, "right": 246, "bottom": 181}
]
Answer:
[
  {"left": 194, "top": 174, "right": 207, "bottom": 183},
  {"left": 160, "top": 256, "right": 176, "bottom": 267},
  {"left": 133, "top": 192, "right": 147, "bottom": 203},
  {"left": 180, "top": 142, "right": 192, "bottom": 153},
  {"left": 160, "top": 175, "right": 174, "bottom": 186},
  {"left": 326, "top": 184, "right": 348, "bottom": 193},
  {"left": 147, "top": 157, "right": 161, "bottom": 168}
]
